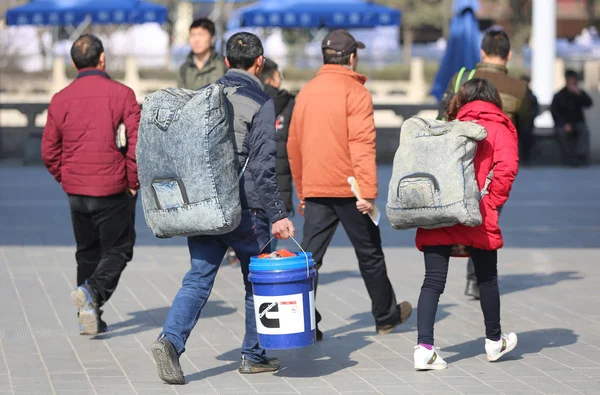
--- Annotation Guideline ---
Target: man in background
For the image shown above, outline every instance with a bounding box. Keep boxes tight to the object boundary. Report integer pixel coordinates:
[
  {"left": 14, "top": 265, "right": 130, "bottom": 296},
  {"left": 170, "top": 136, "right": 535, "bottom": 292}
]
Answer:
[
  {"left": 518, "top": 75, "right": 540, "bottom": 165},
  {"left": 551, "top": 69, "right": 594, "bottom": 167},
  {"left": 42, "top": 34, "right": 140, "bottom": 336},
  {"left": 178, "top": 18, "right": 227, "bottom": 90},
  {"left": 260, "top": 58, "right": 295, "bottom": 249}
]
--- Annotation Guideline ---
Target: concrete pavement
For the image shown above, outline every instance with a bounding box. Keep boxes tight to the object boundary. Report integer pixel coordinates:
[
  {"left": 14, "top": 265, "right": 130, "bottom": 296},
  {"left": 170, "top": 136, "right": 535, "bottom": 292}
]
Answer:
[{"left": 0, "top": 165, "right": 599, "bottom": 394}]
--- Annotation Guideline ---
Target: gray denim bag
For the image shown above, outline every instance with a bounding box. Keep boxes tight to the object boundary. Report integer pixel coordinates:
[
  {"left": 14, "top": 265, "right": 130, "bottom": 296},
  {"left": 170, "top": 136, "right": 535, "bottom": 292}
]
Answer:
[
  {"left": 386, "top": 117, "right": 490, "bottom": 230},
  {"left": 137, "top": 84, "right": 245, "bottom": 238}
]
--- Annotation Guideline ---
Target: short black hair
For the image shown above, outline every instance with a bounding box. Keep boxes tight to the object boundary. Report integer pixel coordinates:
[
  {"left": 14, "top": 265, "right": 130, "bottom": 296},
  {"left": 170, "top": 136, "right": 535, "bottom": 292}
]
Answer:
[
  {"left": 190, "top": 18, "right": 215, "bottom": 36},
  {"left": 322, "top": 48, "right": 355, "bottom": 66},
  {"left": 565, "top": 69, "right": 579, "bottom": 80},
  {"left": 225, "top": 32, "right": 263, "bottom": 70},
  {"left": 71, "top": 34, "right": 104, "bottom": 70},
  {"left": 260, "top": 58, "right": 279, "bottom": 82},
  {"left": 481, "top": 27, "right": 511, "bottom": 59}
]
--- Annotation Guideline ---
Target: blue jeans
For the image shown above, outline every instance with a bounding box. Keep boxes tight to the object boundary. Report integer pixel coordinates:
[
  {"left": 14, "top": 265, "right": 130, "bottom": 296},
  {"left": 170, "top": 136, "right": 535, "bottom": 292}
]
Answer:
[{"left": 160, "top": 209, "right": 271, "bottom": 362}]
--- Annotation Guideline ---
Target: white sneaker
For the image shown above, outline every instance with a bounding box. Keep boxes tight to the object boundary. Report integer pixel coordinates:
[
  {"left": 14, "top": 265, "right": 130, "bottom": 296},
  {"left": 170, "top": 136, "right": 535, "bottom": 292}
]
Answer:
[
  {"left": 485, "top": 333, "right": 518, "bottom": 362},
  {"left": 414, "top": 345, "right": 448, "bottom": 371}
]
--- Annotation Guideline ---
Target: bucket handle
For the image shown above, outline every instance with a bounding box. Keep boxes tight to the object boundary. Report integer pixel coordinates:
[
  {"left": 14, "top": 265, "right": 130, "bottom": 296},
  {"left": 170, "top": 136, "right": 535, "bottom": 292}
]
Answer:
[{"left": 260, "top": 235, "right": 311, "bottom": 278}]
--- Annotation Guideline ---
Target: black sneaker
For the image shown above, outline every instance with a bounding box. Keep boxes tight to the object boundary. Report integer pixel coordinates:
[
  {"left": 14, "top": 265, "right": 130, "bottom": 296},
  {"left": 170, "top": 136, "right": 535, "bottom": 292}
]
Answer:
[
  {"left": 98, "top": 308, "right": 108, "bottom": 333},
  {"left": 98, "top": 319, "right": 108, "bottom": 334},
  {"left": 71, "top": 284, "right": 99, "bottom": 336},
  {"left": 465, "top": 280, "right": 480, "bottom": 299},
  {"left": 376, "top": 301, "right": 413, "bottom": 335},
  {"left": 238, "top": 356, "right": 280, "bottom": 374},
  {"left": 151, "top": 337, "right": 185, "bottom": 385}
]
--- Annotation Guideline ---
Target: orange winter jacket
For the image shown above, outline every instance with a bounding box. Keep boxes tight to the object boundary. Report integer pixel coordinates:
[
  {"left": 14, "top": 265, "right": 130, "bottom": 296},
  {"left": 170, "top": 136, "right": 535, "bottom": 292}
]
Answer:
[{"left": 287, "top": 65, "right": 378, "bottom": 200}]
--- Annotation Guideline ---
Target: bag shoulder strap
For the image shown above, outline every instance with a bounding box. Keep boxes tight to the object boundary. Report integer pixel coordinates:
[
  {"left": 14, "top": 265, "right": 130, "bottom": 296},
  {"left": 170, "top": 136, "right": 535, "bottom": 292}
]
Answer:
[
  {"left": 480, "top": 168, "right": 494, "bottom": 199},
  {"left": 454, "top": 67, "right": 476, "bottom": 93},
  {"left": 219, "top": 84, "right": 247, "bottom": 181}
]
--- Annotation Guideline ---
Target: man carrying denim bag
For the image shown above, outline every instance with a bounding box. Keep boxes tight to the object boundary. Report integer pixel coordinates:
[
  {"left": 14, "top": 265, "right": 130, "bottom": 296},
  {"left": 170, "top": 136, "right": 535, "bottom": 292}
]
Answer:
[{"left": 152, "top": 32, "right": 295, "bottom": 385}]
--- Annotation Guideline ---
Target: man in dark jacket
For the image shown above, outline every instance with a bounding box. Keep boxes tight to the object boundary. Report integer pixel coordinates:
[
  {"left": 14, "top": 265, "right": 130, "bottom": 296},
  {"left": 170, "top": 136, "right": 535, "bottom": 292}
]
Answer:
[
  {"left": 152, "top": 32, "right": 295, "bottom": 385},
  {"left": 41, "top": 34, "right": 140, "bottom": 336},
  {"left": 551, "top": 69, "right": 594, "bottom": 166},
  {"left": 260, "top": 58, "right": 295, "bottom": 218},
  {"left": 437, "top": 27, "right": 535, "bottom": 300},
  {"left": 178, "top": 18, "right": 227, "bottom": 90},
  {"left": 518, "top": 75, "right": 540, "bottom": 164}
]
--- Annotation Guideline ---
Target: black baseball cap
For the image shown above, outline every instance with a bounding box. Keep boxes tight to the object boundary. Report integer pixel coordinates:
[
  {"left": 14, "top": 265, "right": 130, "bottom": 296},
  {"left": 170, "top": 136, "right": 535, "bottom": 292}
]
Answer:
[{"left": 321, "top": 29, "right": 365, "bottom": 56}]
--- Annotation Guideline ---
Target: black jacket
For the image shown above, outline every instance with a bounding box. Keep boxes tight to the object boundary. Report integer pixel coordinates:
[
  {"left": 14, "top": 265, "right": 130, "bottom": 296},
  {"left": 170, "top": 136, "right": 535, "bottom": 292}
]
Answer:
[
  {"left": 551, "top": 87, "right": 593, "bottom": 127},
  {"left": 264, "top": 85, "right": 295, "bottom": 215},
  {"left": 216, "top": 70, "right": 288, "bottom": 223}
]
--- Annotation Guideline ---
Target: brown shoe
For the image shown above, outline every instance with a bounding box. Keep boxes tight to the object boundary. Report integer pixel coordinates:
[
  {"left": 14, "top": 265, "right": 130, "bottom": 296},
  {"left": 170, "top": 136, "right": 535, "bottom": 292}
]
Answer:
[{"left": 376, "top": 301, "right": 413, "bottom": 335}]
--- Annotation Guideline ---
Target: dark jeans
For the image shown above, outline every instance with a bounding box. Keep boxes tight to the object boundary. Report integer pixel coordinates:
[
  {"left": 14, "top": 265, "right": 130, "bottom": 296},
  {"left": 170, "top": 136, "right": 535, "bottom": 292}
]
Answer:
[
  {"left": 301, "top": 198, "right": 400, "bottom": 326},
  {"left": 160, "top": 209, "right": 271, "bottom": 362},
  {"left": 467, "top": 205, "right": 503, "bottom": 282},
  {"left": 419, "top": 246, "right": 501, "bottom": 345},
  {"left": 69, "top": 193, "right": 136, "bottom": 306},
  {"left": 555, "top": 122, "right": 590, "bottom": 166}
]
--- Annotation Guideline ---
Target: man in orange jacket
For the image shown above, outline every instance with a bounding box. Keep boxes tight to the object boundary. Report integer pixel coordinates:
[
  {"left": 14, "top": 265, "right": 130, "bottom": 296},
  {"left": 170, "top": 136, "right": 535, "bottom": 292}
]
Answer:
[{"left": 287, "top": 30, "right": 412, "bottom": 341}]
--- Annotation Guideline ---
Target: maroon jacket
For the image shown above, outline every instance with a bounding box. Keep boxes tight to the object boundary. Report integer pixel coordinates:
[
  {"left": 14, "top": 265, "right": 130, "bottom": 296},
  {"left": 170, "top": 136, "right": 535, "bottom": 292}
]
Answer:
[{"left": 41, "top": 68, "right": 140, "bottom": 197}]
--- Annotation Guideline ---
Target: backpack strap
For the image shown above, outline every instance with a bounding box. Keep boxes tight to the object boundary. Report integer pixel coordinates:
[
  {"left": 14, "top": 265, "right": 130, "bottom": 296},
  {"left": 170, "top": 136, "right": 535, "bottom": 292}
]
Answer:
[
  {"left": 220, "top": 85, "right": 249, "bottom": 181},
  {"left": 480, "top": 169, "right": 494, "bottom": 199},
  {"left": 454, "top": 67, "right": 476, "bottom": 93},
  {"left": 238, "top": 158, "right": 249, "bottom": 181}
]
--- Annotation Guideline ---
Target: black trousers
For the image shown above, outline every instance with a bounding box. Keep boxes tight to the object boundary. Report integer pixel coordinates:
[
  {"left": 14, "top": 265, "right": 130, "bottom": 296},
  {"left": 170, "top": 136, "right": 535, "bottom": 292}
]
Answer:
[
  {"left": 555, "top": 122, "right": 590, "bottom": 166},
  {"left": 467, "top": 205, "right": 503, "bottom": 282},
  {"left": 69, "top": 193, "right": 137, "bottom": 306},
  {"left": 301, "top": 198, "right": 400, "bottom": 326},
  {"left": 419, "top": 246, "right": 501, "bottom": 345}
]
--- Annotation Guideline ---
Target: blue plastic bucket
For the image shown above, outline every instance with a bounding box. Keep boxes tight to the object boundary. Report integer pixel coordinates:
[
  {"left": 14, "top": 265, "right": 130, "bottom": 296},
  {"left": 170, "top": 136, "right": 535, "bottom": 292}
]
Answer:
[{"left": 249, "top": 252, "right": 316, "bottom": 349}]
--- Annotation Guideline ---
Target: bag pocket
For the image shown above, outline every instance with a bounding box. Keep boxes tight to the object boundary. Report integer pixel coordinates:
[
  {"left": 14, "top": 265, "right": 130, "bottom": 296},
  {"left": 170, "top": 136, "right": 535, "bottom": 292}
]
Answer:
[
  {"left": 152, "top": 102, "right": 183, "bottom": 132},
  {"left": 151, "top": 178, "right": 189, "bottom": 210},
  {"left": 397, "top": 173, "right": 440, "bottom": 209}
]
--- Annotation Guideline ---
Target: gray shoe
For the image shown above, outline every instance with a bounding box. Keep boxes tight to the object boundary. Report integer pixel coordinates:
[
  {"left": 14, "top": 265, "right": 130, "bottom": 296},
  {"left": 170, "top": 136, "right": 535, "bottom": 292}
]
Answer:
[
  {"left": 238, "top": 356, "right": 280, "bottom": 374},
  {"left": 71, "top": 284, "right": 99, "bottom": 336},
  {"left": 151, "top": 337, "right": 185, "bottom": 385}
]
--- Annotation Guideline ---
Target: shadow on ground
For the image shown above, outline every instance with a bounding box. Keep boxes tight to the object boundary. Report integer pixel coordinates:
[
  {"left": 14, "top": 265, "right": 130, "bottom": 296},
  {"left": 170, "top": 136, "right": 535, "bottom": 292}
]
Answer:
[
  {"left": 499, "top": 271, "right": 582, "bottom": 296},
  {"left": 95, "top": 301, "right": 237, "bottom": 339},
  {"left": 442, "top": 328, "right": 579, "bottom": 363}
]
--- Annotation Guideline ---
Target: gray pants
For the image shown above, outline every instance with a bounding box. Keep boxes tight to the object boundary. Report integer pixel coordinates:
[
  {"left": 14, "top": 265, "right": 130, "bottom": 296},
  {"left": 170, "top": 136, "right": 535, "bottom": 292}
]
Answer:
[
  {"left": 467, "top": 205, "right": 504, "bottom": 282},
  {"left": 555, "top": 122, "right": 590, "bottom": 165}
]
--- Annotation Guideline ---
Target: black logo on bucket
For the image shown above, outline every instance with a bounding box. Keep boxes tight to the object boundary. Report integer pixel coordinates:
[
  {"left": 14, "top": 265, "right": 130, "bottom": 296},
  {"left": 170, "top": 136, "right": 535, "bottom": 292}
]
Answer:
[
  {"left": 254, "top": 293, "right": 305, "bottom": 335},
  {"left": 258, "top": 302, "right": 280, "bottom": 328}
]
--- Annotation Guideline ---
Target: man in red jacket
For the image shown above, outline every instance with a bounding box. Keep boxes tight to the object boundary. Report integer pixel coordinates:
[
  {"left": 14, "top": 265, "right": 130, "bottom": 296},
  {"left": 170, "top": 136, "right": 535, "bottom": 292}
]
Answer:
[{"left": 41, "top": 34, "right": 140, "bottom": 336}]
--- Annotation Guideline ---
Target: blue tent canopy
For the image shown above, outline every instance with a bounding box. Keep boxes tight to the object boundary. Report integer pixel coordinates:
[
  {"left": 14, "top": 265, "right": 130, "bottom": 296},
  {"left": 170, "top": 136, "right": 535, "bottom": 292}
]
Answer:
[
  {"left": 431, "top": 0, "right": 481, "bottom": 101},
  {"left": 186, "top": 0, "right": 251, "bottom": 2},
  {"left": 5, "top": 0, "right": 168, "bottom": 26},
  {"left": 230, "top": 0, "right": 401, "bottom": 29}
]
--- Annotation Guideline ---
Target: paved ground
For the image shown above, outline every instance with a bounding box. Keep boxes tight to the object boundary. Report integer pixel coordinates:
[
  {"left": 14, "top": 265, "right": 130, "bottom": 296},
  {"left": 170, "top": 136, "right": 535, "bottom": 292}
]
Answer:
[{"left": 1, "top": 165, "right": 599, "bottom": 395}]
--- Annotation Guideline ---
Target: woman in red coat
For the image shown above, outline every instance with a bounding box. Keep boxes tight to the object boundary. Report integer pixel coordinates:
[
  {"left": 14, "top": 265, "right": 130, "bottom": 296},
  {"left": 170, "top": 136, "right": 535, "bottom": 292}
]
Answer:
[{"left": 413, "top": 79, "right": 520, "bottom": 371}]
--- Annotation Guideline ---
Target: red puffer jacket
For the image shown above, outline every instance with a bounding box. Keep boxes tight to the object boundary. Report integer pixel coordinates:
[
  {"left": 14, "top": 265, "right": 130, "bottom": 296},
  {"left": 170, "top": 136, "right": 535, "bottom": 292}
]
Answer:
[
  {"left": 41, "top": 68, "right": 140, "bottom": 197},
  {"left": 416, "top": 100, "right": 519, "bottom": 252}
]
